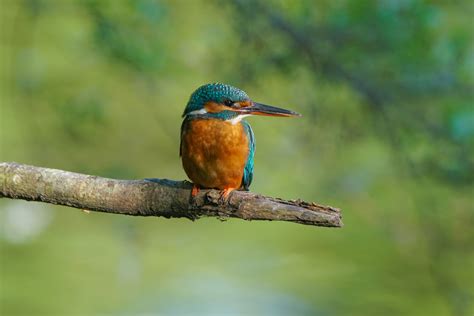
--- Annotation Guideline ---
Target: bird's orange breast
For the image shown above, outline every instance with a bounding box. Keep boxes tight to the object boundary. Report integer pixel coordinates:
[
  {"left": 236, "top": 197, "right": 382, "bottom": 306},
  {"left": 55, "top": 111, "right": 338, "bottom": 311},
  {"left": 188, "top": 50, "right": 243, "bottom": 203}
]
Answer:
[{"left": 181, "top": 118, "right": 249, "bottom": 190}]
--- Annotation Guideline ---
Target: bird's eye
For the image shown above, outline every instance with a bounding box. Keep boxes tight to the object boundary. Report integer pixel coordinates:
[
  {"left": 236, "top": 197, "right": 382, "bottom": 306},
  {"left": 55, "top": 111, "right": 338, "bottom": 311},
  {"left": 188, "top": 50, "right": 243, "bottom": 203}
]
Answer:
[{"left": 224, "top": 99, "right": 233, "bottom": 106}]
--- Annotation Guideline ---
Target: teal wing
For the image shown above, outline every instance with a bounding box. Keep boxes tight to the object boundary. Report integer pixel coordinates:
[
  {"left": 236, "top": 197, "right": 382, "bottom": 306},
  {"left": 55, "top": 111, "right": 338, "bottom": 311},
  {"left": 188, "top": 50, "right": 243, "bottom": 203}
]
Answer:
[{"left": 241, "top": 120, "right": 255, "bottom": 190}]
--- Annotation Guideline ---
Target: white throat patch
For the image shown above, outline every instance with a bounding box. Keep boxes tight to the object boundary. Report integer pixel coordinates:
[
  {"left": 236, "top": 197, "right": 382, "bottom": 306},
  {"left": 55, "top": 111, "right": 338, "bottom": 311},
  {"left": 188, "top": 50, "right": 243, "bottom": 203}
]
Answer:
[{"left": 227, "top": 114, "right": 251, "bottom": 125}]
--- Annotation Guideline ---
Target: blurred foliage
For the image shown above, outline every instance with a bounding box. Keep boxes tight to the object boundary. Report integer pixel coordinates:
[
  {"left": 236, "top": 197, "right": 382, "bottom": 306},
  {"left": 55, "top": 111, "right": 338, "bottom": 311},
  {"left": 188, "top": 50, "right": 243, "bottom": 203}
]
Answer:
[{"left": 0, "top": 0, "right": 473, "bottom": 315}]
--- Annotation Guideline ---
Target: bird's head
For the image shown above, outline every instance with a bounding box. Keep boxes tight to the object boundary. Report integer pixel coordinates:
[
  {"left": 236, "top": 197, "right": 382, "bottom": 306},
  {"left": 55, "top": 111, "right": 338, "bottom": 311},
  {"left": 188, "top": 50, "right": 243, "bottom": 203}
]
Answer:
[{"left": 182, "top": 83, "right": 301, "bottom": 121}]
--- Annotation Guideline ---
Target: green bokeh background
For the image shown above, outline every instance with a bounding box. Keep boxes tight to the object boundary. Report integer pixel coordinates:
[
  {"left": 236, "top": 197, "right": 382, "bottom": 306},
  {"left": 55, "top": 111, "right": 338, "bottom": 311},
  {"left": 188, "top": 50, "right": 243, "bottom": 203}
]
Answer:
[{"left": 1, "top": 0, "right": 473, "bottom": 315}]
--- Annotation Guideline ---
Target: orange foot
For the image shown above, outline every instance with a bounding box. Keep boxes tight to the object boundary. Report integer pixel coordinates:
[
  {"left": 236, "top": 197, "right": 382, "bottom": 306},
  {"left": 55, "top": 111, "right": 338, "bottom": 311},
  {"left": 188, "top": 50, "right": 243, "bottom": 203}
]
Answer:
[
  {"left": 219, "top": 187, "right": 236, "bottom": 202},
  {"left": 191, "top": 184, "right": 200, "bottom": 197}
]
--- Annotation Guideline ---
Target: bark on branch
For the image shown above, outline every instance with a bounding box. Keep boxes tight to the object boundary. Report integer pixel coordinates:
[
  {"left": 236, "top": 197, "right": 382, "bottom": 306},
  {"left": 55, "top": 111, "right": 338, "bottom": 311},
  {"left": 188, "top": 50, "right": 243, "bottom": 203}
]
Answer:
[{"left": 0, "top": 162, "right": 342, "bottom": 227}]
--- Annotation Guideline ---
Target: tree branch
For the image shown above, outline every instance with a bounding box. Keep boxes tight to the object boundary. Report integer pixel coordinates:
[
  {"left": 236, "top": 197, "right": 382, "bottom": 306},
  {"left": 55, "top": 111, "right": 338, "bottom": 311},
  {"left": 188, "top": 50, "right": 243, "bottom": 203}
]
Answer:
[{"left": 0, "top": 162, "right": 342, "bottom": 227}]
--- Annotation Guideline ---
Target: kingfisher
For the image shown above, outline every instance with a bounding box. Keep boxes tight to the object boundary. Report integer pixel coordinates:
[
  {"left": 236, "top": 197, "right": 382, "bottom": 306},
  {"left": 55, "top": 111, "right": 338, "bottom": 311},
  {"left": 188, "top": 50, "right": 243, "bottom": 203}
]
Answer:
[{"left": 180, "top": 83, "right": 301, "bottom": 200}]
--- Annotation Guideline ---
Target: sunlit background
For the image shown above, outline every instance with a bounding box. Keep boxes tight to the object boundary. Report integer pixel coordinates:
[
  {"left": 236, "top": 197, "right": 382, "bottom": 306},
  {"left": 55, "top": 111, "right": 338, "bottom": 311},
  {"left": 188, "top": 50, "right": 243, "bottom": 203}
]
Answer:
[{"left": 1, "top": 0, "right": 473, "bottom": 315}]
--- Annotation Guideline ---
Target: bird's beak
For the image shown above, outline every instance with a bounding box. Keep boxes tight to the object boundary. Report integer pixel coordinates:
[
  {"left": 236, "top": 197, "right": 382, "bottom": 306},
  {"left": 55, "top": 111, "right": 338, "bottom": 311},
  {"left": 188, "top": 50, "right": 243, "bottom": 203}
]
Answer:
[{"left": 240, "top": 102, "right": 302, "bottom": 117}]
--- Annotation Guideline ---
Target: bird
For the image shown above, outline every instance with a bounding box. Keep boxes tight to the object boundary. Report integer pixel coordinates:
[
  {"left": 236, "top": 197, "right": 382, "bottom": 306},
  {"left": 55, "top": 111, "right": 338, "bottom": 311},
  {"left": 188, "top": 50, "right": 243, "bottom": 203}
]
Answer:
[{"left": 180, "top": 83, "right": 301, "bottom": 200}]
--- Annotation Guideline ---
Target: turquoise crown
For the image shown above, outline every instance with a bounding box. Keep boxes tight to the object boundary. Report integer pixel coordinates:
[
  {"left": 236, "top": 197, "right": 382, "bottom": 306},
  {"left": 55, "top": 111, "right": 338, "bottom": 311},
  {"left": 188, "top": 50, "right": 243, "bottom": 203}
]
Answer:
[{"left": 182, "top": 83, "right": 250, "bottom": 117}]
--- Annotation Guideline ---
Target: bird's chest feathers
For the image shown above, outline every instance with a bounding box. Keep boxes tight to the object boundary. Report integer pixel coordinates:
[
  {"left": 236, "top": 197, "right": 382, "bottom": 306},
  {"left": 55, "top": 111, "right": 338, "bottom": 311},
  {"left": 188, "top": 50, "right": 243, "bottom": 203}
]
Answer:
[
  {"left": 181, "top": 118, "right": 249, "bottom": 189},
  {"left": 184, "top": 119, "right": 248, "bottom": 158}
]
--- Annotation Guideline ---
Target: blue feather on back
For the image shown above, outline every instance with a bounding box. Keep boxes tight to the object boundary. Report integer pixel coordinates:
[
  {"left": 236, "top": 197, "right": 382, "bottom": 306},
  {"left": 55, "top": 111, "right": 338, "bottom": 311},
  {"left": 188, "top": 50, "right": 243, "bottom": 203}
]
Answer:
[{"left": 241, "top": 120, "right": 255, "bottom": 190}]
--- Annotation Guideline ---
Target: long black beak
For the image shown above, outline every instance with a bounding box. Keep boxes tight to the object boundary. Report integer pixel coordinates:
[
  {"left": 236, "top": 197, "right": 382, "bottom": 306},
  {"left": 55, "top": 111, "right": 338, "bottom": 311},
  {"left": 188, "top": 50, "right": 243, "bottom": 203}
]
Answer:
[{"left": 241, "top": 102, "right": 301, "bottom": 117}]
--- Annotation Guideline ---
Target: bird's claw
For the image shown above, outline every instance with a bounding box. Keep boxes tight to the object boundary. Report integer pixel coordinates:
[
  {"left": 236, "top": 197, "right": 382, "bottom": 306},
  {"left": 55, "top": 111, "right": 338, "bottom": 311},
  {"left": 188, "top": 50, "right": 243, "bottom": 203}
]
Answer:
[
  {"left": 191, "top": 184, "right": 200, "bottom": 197},
  {"left": 219, "top": 188, "right": 236, "bottom": 203}
]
